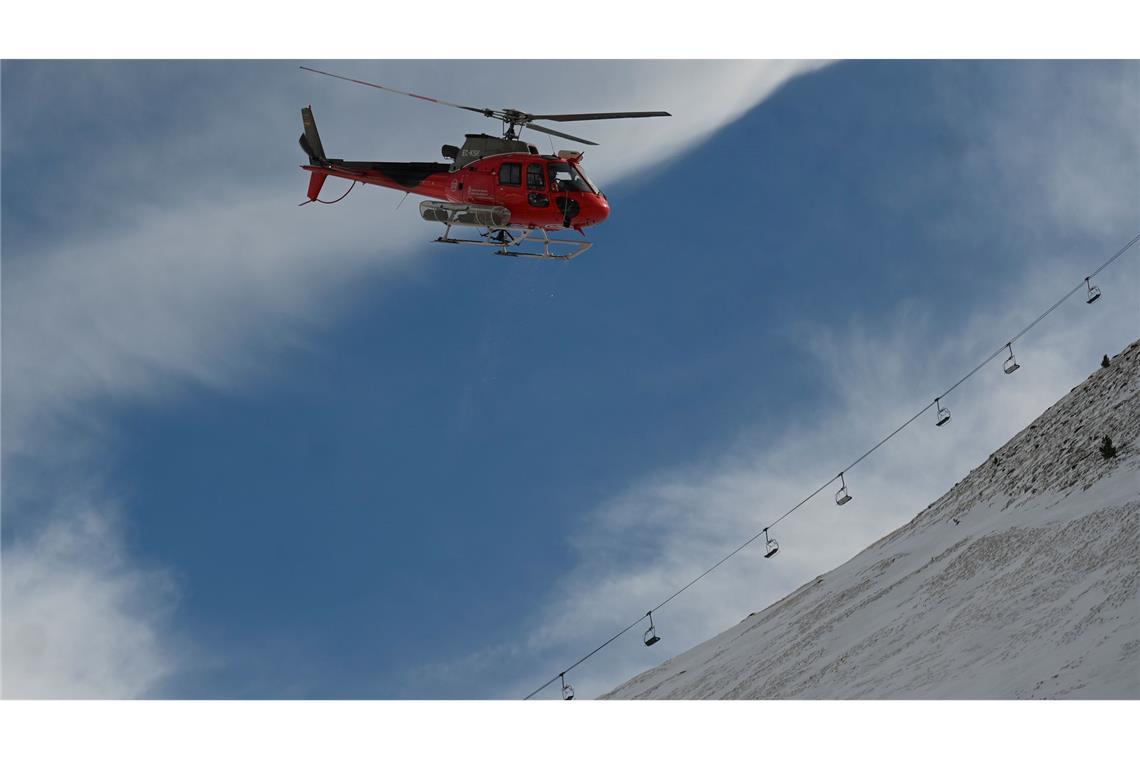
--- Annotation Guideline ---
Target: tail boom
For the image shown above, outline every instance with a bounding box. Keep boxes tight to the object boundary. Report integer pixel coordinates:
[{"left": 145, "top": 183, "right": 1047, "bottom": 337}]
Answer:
[{"left": 298, "top": 106, "right": 452, "bottom": 202}]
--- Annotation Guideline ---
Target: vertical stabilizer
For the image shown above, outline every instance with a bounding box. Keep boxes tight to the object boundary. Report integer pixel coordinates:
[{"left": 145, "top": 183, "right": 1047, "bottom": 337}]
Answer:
[{"left": 299, "top": 106, "right": 327, "bottom": 165}]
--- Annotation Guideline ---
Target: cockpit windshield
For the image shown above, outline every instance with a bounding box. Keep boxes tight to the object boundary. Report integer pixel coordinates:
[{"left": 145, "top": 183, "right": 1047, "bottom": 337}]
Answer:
[
  {"left": 573, "top": 164, "right": 598, "bottom": 193},
  {"left": 549, "top": 162, "right": 596, "bottom": 194}
]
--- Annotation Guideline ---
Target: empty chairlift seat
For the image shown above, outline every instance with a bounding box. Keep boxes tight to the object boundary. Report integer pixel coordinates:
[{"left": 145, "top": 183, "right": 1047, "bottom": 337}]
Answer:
[
  {"left": 936, "top": 397, "right": 951, "bottom": 427},
  {"left": 763, "top": 528, "right": 779, "bottom": 558},
  {"left": 643, "top": 611, "right": 661, "bottom": 647},
  {"left": 835, "top": 472, "right": 853, "bottom": 506},
  {"left": 1003, "top": 343, "right": 1020, "bottom": 375},
  {"left": 1085, "top": 277, "right": 1102, "bottom": 304}
]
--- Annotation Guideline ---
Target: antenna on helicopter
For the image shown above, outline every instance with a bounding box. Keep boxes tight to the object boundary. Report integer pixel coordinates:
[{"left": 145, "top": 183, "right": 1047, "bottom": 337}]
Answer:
[{"left": 299, "top": 66, "right": 671, "bottom": 146}]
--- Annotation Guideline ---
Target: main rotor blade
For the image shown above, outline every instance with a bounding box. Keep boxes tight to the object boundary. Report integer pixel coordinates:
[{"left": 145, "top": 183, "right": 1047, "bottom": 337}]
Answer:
[
  {"left": 300, "top": 66, "right": 491, "bottom": 117},
  {"left": 528, "top": 111, "right": 672, "bottom": 123},
  {"left": 525, "top": 123, "right": 599, "bottom": 146}
]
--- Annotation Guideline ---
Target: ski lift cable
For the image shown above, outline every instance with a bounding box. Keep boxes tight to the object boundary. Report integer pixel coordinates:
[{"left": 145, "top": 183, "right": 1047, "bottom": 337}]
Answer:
[
  {"left": 523, "top": 231, "right": 1140, "bottom": 700},
  {"left": 1005, "top": 231, "right": 1138, "bottom": 347},
  {"left": 1089, "top": 232, "right": 1139, "bottom": 278},
  {"left": 523, "top": 475, "right": 841, "bottom": 699},
  {"left": 524, "top": 617, "right": 650, "bottom": 699},
  {"left": 933, "top": 231, "right": 1138, "bottom": 404}
]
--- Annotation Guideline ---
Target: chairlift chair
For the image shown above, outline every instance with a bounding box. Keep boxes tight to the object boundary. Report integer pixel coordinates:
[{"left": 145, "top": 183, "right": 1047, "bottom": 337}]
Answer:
[
  {"left": 835, "top": 472, "right": 853, "bottom": 506},
  {"left": 763, "top": 528, "right": 779, "bottom": 558},
  {"left": 560, "top": 673, "right": 574, "bottom": 701},
  {"left": 935, "top": 397, "right": 951, "bottom": 427},
  {"left": 643, "top": 611, "right": 661, "bottom": 647},
  {"left": 1085, "top": 277, "right": 1102, "bottom": 304},
  {"left": 1003, "top": 343, "right": 1020, "bottom": 375}
]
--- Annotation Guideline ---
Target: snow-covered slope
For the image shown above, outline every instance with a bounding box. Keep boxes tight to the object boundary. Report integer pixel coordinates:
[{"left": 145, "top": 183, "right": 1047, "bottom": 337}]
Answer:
[{"left": 604, "top": 340, "right": 1140, "bottom": 699}]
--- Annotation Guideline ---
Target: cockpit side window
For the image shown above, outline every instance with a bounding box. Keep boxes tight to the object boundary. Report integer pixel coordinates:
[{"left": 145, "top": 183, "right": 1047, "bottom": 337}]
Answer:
[{"left": 527, "top": 163, "right": 546, "bottom": 190}]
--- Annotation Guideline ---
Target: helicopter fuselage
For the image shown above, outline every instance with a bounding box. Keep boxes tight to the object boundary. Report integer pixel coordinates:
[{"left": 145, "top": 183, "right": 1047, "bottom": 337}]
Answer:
[
  {"left": 296, "top": 69, "right": 667, "bottom": 252},
  {"left": 302, "top": 146, "right": 610, "bottom": 232}
]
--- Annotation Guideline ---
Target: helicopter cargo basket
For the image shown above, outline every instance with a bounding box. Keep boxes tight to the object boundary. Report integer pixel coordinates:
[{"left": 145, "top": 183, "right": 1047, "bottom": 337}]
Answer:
[
  {"left": 420, "top": 201, "right": 592, "bottom": 261},
  {"left": 419, "top": 201, "right": 510, "bottom": 228}
]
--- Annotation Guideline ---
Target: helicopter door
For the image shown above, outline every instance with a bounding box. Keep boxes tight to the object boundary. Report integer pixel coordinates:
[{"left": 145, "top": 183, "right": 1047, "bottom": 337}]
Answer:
[
  {"left": 496, "top": 161, "right": 524, "bottom": 209},
  {"left": 463, "top": 164, "right": 495, "bottom": 204},
  {"left": 526, "top": 163, "right": 550, "bottom": 208}
]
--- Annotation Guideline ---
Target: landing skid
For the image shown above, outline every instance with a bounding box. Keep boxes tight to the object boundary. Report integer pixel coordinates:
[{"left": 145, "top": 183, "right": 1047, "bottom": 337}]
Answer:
[{"left": 434, "top": 225, "right": 592, "bottom": 261}]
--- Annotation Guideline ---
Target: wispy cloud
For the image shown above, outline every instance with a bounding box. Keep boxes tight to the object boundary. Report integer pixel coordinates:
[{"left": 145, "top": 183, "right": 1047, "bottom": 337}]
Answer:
[
  {"left": 420, "top": 61, "right": 1140, "bottom": 699},
  {"left": 484, "top": 257, "right": 1139, "bottom": 699},
  {"left": 3, "top": 61, "right": 825, "bottom": 456},
  {"left": 1, "top": 504, "right": 178, "bottom": 697},
  {"left": 1, "top": 60, "right": 823, "bottom": 697}
]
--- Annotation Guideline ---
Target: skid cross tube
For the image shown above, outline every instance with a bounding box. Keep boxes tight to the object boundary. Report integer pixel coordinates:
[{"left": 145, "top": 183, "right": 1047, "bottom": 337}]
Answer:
[{"left": 436, "top": 225, "right": 591, "bottom": 260}]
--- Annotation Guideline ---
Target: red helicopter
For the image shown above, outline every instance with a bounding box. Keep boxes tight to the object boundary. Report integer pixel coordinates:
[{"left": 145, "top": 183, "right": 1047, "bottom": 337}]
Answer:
[{"left": 298, "top": 67, "right": 670, "bottom": 260}]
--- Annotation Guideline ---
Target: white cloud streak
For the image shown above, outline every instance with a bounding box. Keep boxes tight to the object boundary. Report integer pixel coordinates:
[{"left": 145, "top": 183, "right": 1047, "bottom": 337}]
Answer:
[
  {"left": 427, "top": 61, "right": 1140, "bottom": 699},
  {"left": 494, "top": 257, "right": 1139, "bottom": 700},
  {"left": 1, "top": 505, "right": 178, "bottom": 698},
  {"left": 1, "top": 60, "right": 823, "bottom": 697},
  {"left": 3, "top": 60, "right": 825, "bottom": 456}
]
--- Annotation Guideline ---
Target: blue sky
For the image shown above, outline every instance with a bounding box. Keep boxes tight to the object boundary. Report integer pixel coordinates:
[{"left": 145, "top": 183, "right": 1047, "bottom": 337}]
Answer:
[{"left": 2, "top": 60, "right": 1137, "bottom": 699}]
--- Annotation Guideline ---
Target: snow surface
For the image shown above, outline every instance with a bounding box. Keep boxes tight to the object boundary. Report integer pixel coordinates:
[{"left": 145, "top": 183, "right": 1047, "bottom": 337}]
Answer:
[{"left": 604, "top": 340, "right": 1140, "bottom": 699}]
